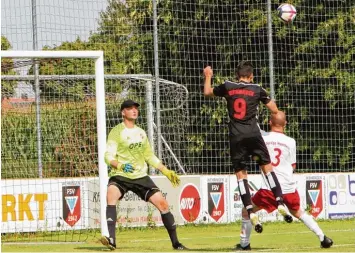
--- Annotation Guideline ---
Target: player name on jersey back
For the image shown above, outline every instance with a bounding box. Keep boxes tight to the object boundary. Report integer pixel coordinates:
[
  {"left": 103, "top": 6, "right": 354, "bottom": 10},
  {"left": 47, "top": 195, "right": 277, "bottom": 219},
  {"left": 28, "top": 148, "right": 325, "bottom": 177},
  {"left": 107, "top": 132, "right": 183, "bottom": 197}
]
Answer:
[{"left": 213, "top": 81, "right": 272, "bottom": 138}]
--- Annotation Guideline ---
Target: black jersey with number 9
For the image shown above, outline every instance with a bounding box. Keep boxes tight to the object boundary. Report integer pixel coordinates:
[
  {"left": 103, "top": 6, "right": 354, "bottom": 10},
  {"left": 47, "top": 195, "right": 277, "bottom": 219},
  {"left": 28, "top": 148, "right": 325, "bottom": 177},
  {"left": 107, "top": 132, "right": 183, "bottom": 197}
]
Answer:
[{"left": 213, "top": 80, "right": 271, "bottom": 139}]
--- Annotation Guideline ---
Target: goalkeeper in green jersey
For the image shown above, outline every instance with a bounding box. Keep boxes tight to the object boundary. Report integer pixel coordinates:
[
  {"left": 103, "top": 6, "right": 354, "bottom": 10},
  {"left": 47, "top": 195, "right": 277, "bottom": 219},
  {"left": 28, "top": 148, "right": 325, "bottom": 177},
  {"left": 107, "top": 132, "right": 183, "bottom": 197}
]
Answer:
[{"left": 100, "top": 99, "right": 187, "bottom": 251}]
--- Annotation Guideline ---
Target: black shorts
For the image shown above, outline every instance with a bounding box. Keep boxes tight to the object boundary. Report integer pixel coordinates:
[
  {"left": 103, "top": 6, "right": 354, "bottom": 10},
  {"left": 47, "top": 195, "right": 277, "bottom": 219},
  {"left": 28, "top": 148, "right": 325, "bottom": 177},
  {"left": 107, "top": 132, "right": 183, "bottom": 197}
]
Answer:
[
  {"left": 230, "top": 134, "right": 271, "bottom": 171},
  {"left": 108, "top": 175, "right": 160, "bottom": 202}
]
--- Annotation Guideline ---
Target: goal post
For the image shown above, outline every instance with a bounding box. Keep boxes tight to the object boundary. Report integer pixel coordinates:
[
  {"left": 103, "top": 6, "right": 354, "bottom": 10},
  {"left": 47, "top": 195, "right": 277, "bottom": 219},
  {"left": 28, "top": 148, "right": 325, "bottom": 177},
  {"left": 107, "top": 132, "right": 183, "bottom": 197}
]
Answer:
[
  {"left": 1, "top": 50, "right": 109, "bottom": 237},
  {"left": 1, "top": 50, "right": 188, "bottom": 240}
]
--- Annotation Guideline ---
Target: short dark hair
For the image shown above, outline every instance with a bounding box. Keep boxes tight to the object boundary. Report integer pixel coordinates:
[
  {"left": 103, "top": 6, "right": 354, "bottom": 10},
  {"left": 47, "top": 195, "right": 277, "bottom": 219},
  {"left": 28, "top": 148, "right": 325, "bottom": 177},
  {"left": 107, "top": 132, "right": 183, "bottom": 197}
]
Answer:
[{"left": 236, "top": 61, "right": 254, "bottom": 79}]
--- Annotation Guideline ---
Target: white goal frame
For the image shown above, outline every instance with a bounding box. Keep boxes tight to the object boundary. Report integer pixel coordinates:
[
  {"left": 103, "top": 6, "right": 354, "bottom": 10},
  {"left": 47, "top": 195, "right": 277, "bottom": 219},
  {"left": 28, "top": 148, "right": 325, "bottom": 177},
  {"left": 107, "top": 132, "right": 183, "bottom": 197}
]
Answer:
[{"left": 0, "top": 50, "right": 109, "bottom": 236}]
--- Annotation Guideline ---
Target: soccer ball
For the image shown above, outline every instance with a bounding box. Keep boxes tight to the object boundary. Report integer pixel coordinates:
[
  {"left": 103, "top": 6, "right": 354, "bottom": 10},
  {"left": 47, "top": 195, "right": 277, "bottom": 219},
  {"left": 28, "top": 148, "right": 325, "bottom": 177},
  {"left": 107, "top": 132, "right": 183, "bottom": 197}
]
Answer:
[{"left": 277, "top": 3, "right": 297, "bottom": 23}]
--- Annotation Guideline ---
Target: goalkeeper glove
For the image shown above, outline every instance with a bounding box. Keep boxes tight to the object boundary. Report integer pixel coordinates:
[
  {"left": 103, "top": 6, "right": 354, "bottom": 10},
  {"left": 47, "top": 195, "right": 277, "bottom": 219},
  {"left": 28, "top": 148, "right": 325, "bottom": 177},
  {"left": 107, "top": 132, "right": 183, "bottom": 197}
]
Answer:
[
  {"left": 161, "top": 168, "right": 180, "bottom": 187},
  {"left": 120, "top": 163, "right": 134, "bottom": 173}
]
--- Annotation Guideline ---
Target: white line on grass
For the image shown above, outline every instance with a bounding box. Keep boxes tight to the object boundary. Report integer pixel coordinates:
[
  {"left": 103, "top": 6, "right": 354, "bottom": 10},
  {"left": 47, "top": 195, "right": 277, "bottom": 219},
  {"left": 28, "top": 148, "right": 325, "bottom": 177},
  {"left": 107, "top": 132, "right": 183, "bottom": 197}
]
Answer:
[
  {"left": 3, "top": 242, "right": 84, "bottom": 245},
  {"left": 129, "top": 228, "right": 355, "bottom": 242},
  {"left": 258, "top": 243, "right": 355, "bottom": 252}
]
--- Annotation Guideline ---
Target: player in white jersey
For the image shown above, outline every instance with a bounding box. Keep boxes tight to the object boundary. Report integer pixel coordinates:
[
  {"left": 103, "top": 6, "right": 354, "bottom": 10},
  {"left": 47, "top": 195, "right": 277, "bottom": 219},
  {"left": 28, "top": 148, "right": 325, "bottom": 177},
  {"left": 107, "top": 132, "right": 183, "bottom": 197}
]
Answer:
[{"left": 235, "top": 111, "right": 333, "bottom": 251}]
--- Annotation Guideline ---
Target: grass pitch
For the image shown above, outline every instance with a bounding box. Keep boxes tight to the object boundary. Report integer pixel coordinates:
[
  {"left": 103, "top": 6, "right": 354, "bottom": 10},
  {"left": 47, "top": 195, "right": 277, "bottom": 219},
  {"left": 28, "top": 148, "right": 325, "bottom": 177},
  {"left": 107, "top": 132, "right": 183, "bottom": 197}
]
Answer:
[{"left": 2, "top": 219, "right": 355, "bottom": 252}]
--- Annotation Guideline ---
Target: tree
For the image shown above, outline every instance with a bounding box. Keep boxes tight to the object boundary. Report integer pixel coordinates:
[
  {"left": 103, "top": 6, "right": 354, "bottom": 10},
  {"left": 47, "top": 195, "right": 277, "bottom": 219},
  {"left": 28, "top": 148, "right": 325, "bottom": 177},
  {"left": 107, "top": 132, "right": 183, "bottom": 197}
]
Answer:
[
  {"left": 1, "top": 36, "right": 17, "bottom": 99},
  {"left": 272, "top": 1, "right": 355, "bottom": 171},
  {"left": 151, "top": 0, "right": 355, "bottom": 172},
  {"left": 34, "top": 0, "right": 355, "bottom": 174}
]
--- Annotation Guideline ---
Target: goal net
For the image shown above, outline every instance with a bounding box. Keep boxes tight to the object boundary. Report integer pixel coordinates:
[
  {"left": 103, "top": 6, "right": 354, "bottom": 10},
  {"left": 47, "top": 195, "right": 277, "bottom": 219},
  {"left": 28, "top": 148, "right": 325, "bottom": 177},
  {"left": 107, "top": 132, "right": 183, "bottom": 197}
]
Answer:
[{"left": 1, "top": 51, "right": 189, "bottom": 241}]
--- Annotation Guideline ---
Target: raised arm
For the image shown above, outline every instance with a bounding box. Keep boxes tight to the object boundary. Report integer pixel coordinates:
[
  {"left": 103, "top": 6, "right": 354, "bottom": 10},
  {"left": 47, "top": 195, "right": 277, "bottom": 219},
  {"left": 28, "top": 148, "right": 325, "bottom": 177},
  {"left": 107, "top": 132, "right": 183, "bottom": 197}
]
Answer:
[
  {"left": 203, "top": 66, "right": 214, "bottom": 97},
  {"left": 265, "top": 100, "right": 279, "bottom": 115},
  {"left": 260, "top": 87, "right": 278, "bottom": 114}
]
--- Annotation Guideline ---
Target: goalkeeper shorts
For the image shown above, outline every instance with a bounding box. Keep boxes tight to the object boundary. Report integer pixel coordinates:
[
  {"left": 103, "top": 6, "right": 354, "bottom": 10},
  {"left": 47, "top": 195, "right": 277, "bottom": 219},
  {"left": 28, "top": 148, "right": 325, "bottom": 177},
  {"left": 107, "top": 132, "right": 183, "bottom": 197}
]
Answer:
[{"left": 108, "top": 175, "right": 160, "bottom": 201}]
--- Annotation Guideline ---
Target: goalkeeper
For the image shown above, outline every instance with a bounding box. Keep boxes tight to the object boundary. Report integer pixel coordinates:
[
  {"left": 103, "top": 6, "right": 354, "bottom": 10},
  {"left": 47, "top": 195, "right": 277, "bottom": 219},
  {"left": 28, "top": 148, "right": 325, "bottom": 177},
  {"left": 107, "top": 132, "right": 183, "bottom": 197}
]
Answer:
[{"left": 100, "top": 99, "right": 187, "bottom": 251}]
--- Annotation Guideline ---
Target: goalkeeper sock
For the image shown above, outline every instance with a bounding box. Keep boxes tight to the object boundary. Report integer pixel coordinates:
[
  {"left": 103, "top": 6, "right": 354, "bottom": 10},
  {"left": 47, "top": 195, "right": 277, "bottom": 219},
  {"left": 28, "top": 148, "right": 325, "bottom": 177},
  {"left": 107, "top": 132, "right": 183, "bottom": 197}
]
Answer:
[
  {"left": 240, "top": 217, "right": 252, "bottom": 247},
  {"left": 161, "top": 211, "right": 179, "bottom": 245},
  {"left": 106, "top": 205, "right": 117, "bottom": 242},
  {"left": 238, "top": 179, "right": 253, "bottom": 215},
  {"left": 265, "top": 171, "right": 284, "bottom": 204},
  {"left": 299, "top": 212, "right": 324, "bottom": 241}
]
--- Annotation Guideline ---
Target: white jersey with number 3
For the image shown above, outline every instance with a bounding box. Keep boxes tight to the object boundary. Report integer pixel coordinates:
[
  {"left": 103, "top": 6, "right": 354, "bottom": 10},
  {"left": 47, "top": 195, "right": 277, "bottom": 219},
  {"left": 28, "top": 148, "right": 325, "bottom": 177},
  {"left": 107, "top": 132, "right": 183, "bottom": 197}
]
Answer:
[{"left": 261, "top": 131, "right": 297, "bottom": 194}]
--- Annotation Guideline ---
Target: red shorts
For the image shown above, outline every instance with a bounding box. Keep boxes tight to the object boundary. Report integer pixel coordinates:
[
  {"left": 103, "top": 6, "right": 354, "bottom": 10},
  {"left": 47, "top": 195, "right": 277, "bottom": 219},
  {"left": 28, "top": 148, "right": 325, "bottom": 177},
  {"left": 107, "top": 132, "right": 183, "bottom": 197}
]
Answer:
[{"left": 252, "top": 189, "right": 300, "bottom": 213}]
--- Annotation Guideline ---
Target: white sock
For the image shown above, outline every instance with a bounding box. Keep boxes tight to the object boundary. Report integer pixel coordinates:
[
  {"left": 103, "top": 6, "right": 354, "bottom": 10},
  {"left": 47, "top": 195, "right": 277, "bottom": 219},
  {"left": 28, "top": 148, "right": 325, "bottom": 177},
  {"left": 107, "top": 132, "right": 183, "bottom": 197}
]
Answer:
[
  {"left": 299, "top": 213, "right": 324, "bottom": 241},
  {"left": 240, "top": 218, "right": 252, "bottom": 247}
]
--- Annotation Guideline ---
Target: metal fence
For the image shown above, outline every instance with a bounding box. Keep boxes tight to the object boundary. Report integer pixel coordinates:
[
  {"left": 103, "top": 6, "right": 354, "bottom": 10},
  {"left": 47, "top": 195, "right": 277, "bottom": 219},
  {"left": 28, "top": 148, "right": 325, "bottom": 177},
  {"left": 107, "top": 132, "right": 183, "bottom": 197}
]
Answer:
[{"left": 1, "top": 0, "right": 354, "bottom": 177}]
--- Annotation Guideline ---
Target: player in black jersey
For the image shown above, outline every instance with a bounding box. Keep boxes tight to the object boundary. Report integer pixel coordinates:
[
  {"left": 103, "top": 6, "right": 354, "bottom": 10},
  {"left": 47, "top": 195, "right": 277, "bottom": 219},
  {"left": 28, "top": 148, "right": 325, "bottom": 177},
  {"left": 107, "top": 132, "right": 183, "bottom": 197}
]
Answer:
[{"left": 203, "top": 61, "right": 293, "bottom": 233}]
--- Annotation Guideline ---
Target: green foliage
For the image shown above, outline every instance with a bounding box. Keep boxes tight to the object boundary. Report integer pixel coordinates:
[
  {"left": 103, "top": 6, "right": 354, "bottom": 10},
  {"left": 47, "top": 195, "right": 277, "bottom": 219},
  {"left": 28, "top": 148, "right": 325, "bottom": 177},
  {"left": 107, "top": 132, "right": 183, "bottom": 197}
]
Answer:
[
  {"left": 276, "top": 4, "right": 355, "bottom": 170},
  {"left": 89, "top": 0, "right": 153, "bottom": 74},
  {"left": 187, "top": 134, "right": 208, "bottom": 155},
  {"left": 1, "top": 36, "right": 17, "bottom": 98},
  {"left": 1, "top": 35, "right": 11, "bottom": 49},
  {"left": 29, "top": 0, "right": 354, "bottom": 173},
  {"left": 32, "top": 38, "right": 95, "bottom": 101},
  {"left": 146, "top": 205, "right": 157, "bottom": 228},
  {"left": 1, "top": 103, "right": 98, "bottom": 178},
  {"left": 200, "top": 102, "right": 227, "bottom": 126}
]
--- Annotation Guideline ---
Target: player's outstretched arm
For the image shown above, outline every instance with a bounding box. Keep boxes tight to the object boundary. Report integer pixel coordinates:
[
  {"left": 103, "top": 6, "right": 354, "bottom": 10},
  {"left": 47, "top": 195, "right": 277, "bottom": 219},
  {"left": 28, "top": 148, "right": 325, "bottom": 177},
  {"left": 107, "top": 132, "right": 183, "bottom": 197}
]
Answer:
[
  {"left": 265, "top": 100, "right": 279, "bottom": 114},
  {"left": 142, "top": 133, "right": 180, "bottom": 186},
  {"left": 203, "top": 66, "right": 214, "bottom": 97},
  {"left": 157, "top": 164, "right": 181, "bottom": 187}
]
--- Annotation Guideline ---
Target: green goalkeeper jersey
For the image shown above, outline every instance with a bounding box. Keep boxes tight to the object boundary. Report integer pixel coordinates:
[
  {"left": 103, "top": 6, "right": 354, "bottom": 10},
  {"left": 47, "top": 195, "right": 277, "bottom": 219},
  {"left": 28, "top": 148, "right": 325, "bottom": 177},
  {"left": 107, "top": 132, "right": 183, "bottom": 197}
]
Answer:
[{"left": 104, "top": 123, "right": 161, "bottom": 179}]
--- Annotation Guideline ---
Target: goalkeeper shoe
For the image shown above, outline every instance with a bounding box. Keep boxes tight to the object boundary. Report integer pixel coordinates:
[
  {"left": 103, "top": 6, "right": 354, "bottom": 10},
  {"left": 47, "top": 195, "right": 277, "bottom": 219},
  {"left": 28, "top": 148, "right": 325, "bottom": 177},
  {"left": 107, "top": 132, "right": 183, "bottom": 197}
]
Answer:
[
  {"left": 320, "top": 236, "right": 333, "bottom": 248},
  {"left": 100, "top": 236, "right": 116, "bottom": 250},
  {"left": 235, "top": 243, "right": 251, "bottom": 251},
  {"left": 250, "top": 213, "right": 263, "bottom": 233},
  {"left": 277, "top": 204, "right": 293, "bottom": 223},
  {"left": 173, "top": 243, "right": 188, "bottom": 250}
]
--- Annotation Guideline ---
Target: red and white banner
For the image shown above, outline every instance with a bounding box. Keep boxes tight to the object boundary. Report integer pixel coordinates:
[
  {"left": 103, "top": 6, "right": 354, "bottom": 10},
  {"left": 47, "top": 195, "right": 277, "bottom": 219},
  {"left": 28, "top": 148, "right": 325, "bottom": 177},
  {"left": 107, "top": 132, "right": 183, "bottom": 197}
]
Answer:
[
  {"left": 201, "top": 176, "right": 229, "bottom": 223},
  {"left": 2, "top": 173, "right": 355, "bottom": 233},
  {"left": 1, "top": 178, "right": 88, "bottom": 233}
]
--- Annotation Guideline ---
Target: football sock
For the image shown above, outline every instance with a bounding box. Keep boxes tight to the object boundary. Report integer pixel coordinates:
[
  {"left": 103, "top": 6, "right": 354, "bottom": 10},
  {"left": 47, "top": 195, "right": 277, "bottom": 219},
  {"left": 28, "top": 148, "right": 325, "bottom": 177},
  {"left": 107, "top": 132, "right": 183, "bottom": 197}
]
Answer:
[
  {"left": 300, "top": 213, "right": 324, "bottom": 241},
  {"left": 240, "top": 217, "right": 252, "bottom": 247},
  {"left": 161, "top": 211, "right": 179, "bottom": 245},
  {"left": 265, "top": 171, "right": 284, "bottom": 204},
  {"left": 106, "top": 205, "right": 117, "bottom": 242},
  {"left": 238, "top": 179, "right": 253, "bottom": 215}
]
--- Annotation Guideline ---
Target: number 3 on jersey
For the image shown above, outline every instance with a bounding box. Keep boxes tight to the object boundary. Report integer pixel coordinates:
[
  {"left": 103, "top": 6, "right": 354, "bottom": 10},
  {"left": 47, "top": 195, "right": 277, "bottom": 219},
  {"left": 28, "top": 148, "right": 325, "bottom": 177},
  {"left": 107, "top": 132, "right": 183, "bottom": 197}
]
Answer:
[
  {"left": 271, "top": 148, "right": 282, "bottom": 167},
  {"left": 233, "top": 98, "right": 247, "bottom": 119}
]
